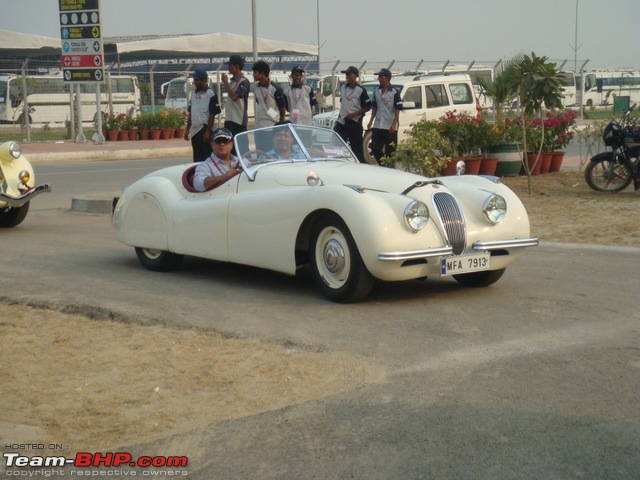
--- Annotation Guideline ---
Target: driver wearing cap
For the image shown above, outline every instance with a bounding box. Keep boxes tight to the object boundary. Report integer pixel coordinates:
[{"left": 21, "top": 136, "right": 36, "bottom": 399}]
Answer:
[{"left": 193, "top": 128, "right": 241, "bottom": 191}]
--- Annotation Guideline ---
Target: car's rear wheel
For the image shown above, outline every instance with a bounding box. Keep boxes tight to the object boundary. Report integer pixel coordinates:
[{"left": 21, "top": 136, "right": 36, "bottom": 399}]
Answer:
[
  {"left": 309, "top": 213, "right": 374, "bottom": 303},
  {"left": 453, "top": 268, "right": 506, "bottom": 287},
  {"left": 0, "top": 202, "right": 29, "bottom": 228},
  {"left": 135, "top": 247, "right": 184, "bottom": 272}
]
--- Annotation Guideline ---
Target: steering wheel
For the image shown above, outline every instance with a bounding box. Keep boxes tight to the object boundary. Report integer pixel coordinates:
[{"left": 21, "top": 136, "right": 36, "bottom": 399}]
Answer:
[{"left": 243, "top": 150, "right": 272, "bottom": 165}]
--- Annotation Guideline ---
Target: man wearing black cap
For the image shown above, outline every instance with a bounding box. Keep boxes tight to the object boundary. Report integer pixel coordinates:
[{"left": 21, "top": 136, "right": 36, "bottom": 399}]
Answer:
[
  {"left": 334, "top": 66, "right": 371, "bottom": 163},
  {"left": 184, "top": 69, "right": 222, "bottom": 162},
  {"left": 221, "top": 55, "right": 251, "bottom": 154},
  {"left": 193, "top": 127, "right": 240, "bottom": 191},
  {"left": 367, "top": 68, "right": 403, "bottom": 164},
  {"left": 283, "top": 66, "right": 318, "bottom": 126}
]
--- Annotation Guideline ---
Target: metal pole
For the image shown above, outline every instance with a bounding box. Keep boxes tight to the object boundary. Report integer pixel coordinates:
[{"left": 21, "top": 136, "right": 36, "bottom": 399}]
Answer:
[
  {"left": 574, "top": 0, "right": 578, "bottom": 73},
  {"left": 75, "top": 84, "right": 85, "bottom": 143},
  {"left": 316, "top": 0, "right": 320, "bottom": 73},
  {"left": 251, "top": 0, "right": 258, "bottom": 62},
  {"left": 94, "top": 84, "right": 104, "bottom": 144}
]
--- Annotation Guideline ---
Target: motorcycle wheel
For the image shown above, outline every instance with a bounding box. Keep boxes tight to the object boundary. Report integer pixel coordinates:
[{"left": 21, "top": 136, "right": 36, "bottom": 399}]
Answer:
[{"left": 584, "top": 152, "right": 632, "bottom": 193}]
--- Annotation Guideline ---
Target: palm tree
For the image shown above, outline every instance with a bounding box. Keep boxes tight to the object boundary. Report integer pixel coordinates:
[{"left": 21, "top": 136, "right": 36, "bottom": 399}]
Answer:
[{"left": 508, "top": 52, "right": 565, "bottom": 192}]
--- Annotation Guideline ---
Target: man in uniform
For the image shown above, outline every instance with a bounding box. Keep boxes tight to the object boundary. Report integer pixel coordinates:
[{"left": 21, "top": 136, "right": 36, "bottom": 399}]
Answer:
[
  {"left": 367, "top": 68, "right": 403, "bottom": 164},
  {"left": 333, "top": 66, "right": 371, "bottom": 163},
  {"left": 183, "top": 69, "right": 221, "bottom": 162}
]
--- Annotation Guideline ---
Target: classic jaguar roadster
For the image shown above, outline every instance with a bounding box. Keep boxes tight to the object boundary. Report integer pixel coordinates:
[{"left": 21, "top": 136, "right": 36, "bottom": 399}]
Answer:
[
  {"left": 0, "top": 141, "right": 51, "bottom": 227},
  {"left": 113, "top": 124, "right": 538, "bottom": 302}
]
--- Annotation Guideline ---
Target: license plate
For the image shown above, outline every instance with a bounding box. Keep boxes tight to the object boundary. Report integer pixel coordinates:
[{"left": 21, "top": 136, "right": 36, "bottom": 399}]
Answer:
[{"left": 440, "top": 252, "right": 491, "bottom": 276}]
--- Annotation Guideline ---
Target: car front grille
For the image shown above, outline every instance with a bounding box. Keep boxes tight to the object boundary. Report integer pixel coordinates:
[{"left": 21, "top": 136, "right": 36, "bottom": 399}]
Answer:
[{"left": 432, "top": 191, "right": 466, "bottom": 255}]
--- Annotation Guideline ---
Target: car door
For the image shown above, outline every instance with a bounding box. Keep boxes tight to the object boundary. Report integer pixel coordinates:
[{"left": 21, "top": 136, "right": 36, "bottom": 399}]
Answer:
[{"left": 170, "top": 177, "right": 238, "bottom": 260}]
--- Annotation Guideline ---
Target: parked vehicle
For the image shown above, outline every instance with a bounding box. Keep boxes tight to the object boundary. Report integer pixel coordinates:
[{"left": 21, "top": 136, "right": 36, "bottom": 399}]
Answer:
[
  {"left": 0, "top": 73, "right": 140, "bottom": 125},
  {"left": 313, "top": 73, "right": 479, "bottom": 164},
  {"left": 0, "top": 141, "right": 51, "bottom": 227},
  {"left": 585, "top": 104, "right": 640, "bottom": 192},
  {"left": 113, "top": 123, "right": 537, "bottom": 303}
]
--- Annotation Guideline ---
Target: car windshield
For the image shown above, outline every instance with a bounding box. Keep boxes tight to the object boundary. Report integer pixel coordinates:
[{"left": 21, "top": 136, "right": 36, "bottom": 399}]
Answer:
[{"left": 235, "top": 124, "right": 357, "bottom": 180}]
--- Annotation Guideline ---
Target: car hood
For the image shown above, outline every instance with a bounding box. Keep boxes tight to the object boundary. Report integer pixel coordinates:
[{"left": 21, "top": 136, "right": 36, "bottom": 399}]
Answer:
[{"left": 273, "top": 161, "right": 429, "bottom": 194}]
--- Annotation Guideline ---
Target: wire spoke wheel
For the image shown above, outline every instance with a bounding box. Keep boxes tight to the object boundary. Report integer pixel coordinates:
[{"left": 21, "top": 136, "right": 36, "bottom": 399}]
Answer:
[{"left": 585, "top": 156, "right": 632, "bottom": 193}]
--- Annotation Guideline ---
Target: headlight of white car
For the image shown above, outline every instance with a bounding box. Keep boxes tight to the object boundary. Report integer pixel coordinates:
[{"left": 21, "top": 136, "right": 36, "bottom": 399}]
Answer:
[
  {"left": 404, "top": 200, "right": 429, "bottom": 232},
  {"left": 9, "top": 141, "right": 21, "bottom": 159},
  {"left": 483, "top": 194, "right": 507, "bottom": 224}
]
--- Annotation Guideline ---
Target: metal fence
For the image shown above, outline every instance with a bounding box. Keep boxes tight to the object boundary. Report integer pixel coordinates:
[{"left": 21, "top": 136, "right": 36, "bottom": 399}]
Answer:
[{"left": 0, "top": 56, "right": 588, "bottom": 143}]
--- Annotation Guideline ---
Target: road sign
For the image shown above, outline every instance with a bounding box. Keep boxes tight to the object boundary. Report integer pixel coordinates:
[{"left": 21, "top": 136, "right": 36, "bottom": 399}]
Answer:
[{"left": 59, "top": 0, "right": 104, "bottom": 83}]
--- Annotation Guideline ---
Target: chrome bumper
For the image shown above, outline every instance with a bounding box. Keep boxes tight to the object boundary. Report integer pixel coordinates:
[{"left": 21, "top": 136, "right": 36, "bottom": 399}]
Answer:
[
  {"left": 378, "top": 237, "right": 538, "bottom": 262},
  {"left": 0, "top": 184, "right": 51, "bottom": 207}
]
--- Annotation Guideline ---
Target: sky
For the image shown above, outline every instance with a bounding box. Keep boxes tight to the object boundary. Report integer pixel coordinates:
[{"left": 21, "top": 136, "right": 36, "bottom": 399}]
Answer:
[{"left": 3, "top": 0, "right": 639, "bottom": 72}]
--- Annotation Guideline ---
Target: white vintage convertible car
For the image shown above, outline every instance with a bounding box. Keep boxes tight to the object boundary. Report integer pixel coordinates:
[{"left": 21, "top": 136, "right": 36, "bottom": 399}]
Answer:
[
  {"left": 113, "top": 124, "right": 538, "bottom": 302},
  {"left": 0, "top": 141, "right": 51, "bottom": 227}
]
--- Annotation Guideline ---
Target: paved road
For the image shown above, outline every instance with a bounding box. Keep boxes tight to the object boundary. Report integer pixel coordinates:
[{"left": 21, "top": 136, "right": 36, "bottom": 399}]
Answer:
[{"left": 3, "top": 160, "right": 639, "bottom": 478}]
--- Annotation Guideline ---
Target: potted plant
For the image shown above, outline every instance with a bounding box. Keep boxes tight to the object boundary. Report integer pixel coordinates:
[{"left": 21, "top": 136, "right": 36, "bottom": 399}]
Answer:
[
  {"left": 508, "top": 52, "right": 565, "bottom": 190},
  {"left": 436, "top": 110, "right": 483, "bottom": 174},
  {"left": 103, "top": 112, "right": 122, "bottom": 141},
  {"left": 381, "top": 118, "right": 453, "bottom": 176},
  {"left": 136, "top": 113, "right": 151, "bottom": 140}
]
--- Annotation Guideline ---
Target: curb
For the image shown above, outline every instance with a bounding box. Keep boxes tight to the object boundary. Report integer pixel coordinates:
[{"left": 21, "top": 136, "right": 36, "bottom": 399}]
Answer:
[
  {"left": 28, "top": 147, "right": 192, "bottom": 164},
  {"left": 71, "top": 193, "right": 121, "bottom": 215}
]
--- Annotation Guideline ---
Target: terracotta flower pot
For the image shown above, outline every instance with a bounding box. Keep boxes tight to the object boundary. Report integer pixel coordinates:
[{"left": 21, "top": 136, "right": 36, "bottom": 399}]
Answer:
[
  {"left": 128, "top": 130, "right": 138, "bottom": 141},
  {"left": 539, "top": 152, "right": 553, "bottom": 174},
  {"left": 479, "top": 156, "right": 498, "bottom": 176},
  {"left": 174, "top": 127, "right": 186, "bottom": 138},
  {"left": 150, "top": 129, "right": 162, "bottom": 140},
  {"left": 160, "top": 129, "right": 174, "bottom": 140},
  {"left": 525, "top": 152, "right": 542, "bottom": 175},
  {"left": 549, "top": 151, "right": 565, "bottom": 173},
  {"left": 106, "top": 130, "right": 119, "bottom": 141},
  {"left": 138, "top": 129, "right": 150, "bottom": 140},
  {"left": 463, "top": 156, "right": 482, "bottom": 175},
  {"left": 118, "top": 130, "right": 130, "bottom": 141},
  {"left": 441, "top": 157, "right": 464, "bottom": 176}
]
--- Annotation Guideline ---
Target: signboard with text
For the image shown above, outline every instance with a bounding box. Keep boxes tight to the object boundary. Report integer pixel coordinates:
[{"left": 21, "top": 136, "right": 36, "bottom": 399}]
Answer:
[{"left": 59, "top": 0, "right": 104, "bottom": 82}]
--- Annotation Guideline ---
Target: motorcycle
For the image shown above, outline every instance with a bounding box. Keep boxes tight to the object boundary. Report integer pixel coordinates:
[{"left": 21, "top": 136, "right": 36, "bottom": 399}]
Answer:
[{"left": 585, "top": 104, "right": 640, "bottom": 192}]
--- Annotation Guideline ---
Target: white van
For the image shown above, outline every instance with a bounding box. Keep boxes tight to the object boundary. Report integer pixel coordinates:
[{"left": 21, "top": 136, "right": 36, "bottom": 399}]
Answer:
[{"left": 313, "top": 73, "right": 478, "bottom": 164}]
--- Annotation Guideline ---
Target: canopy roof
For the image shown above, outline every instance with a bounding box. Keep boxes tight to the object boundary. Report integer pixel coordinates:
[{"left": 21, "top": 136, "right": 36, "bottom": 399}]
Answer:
[
  {"left": 0, "top": 29, "right": 317, "bottom": 63},
  {"left": 0, "top": 29, "right": 60, "bottom": 58},
  {"left": 115, "top": 32, "right": 317, "bottom": 61}
]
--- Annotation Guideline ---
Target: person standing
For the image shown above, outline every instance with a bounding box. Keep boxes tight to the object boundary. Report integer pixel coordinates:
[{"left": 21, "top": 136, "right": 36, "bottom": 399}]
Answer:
[
  {"left": 283, "top": 66, "right": 318, "bottom": 126},
  {"left": 193, "top": 128, "right": 241, "bottom": 192},
  {"left": 183, "top": 69, "right": 222, "bottom": 162},
  {"left": 333, "top": 66, "right": 371, "bottom": 163},
  {"left": 221, "top": 55, "right": 251, "bottom": 154},
  {"left": 367, "top": 68, "right": 403, "bottom": 164},
  {"left": 252, "top": 60, "right": 287, "bottom": 151}
]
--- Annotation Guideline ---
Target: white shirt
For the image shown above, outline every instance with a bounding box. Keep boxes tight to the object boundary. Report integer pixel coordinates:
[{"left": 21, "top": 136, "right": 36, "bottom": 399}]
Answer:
[{"left": 193, "top": 153, "right": 239, "bottom": 192}]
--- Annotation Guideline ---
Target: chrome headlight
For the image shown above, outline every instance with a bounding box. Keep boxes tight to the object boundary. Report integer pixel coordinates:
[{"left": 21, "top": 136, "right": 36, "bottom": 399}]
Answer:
[
  {"left": 404, "top": 200, "right": 429, "bottom": 232},
  {"left": 9, "top": 141, "right": 21, "bottom": 159},
  {"left": 483, "top": 194, "right": 507, "bottom": 224}
]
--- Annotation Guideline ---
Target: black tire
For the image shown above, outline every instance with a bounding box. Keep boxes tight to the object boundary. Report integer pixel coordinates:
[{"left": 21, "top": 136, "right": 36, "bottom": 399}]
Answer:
[
  {"left": 0, "top": 202, "right": 29, "bottom": 228},
  {"left": 584, "top": 153, "right": 632, "bottom": 193},
  {"left": 134, "top": 247, "right": 184, "bottom": 272},
  {"left": 453, "top": 268, "right": 506, "bottom": 287},
  {"left": 309, "top": 213, "right": 374, "bottom": 303}
]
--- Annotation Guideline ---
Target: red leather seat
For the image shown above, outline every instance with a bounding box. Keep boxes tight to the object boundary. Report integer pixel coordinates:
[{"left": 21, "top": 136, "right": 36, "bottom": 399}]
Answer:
[{"left": 181, "top": 165, "right": 199, "bottom": 192}]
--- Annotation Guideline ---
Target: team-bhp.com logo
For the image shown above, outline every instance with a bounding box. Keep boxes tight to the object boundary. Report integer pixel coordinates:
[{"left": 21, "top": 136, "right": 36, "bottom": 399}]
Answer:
[{"left": 3, "top": 452, "right": 188, "bottom": 468}]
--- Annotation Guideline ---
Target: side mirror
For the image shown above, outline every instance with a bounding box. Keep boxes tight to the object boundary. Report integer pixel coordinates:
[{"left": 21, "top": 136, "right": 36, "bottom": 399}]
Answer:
[{"left": 402, "top": 101, "right": 416, "bottom": 109}]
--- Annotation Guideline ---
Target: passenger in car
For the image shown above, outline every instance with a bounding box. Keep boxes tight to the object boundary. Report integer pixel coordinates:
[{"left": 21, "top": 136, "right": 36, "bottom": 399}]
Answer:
[
  {"left": 266, "top": 127, "right": 305, "bottom": 160},
  {"left": 193, "top": 128, "right": 241, "bottom": 192}
]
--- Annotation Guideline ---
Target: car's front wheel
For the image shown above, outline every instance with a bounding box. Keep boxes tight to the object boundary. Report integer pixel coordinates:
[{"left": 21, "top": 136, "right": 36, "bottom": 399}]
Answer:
[
  {"left": 453, "top": 268, "right": 506, "bottom": 287},
  {"left": 135, "top": 247, "right": 184, "bottom": 272},
  {"left": 0, "top": 202, "right": 29, "bottom": 228},
  {"left": 309, "top": 213, "right": 374, "bottom": 303}
]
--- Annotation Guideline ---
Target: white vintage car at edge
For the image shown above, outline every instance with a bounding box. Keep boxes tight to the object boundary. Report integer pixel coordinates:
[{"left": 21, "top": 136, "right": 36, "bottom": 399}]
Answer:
[
  {"left": 0, "top": 141, "right": 51, "bottom": 227},
  {"left": 113, "top": 123, "right": 538, "bottom": 303}
]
